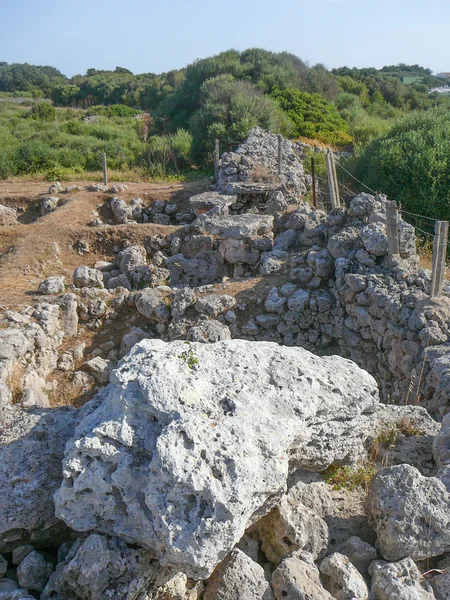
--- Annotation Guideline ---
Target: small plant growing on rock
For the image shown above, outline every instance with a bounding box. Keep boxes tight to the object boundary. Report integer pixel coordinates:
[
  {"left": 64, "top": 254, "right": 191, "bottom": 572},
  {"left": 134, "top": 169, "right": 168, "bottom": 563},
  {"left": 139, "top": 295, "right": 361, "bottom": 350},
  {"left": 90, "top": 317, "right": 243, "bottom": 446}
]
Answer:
[
  {"left": 322, "top": 461, "right": 377, "bottom": 492},
  {"left": 178, "top": 342, "right": 199, "bottom": 369}
]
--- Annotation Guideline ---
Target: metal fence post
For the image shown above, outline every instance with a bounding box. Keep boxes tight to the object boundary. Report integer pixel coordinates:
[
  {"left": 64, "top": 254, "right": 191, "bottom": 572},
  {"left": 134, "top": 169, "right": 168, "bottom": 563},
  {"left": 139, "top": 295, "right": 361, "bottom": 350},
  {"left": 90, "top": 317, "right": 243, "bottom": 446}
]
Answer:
[
  {"left": 386, "top": 201, "right": 400, "bottom": 256},
  {"left": 102, "top": 152, "right": 108, "bottom": 186}
]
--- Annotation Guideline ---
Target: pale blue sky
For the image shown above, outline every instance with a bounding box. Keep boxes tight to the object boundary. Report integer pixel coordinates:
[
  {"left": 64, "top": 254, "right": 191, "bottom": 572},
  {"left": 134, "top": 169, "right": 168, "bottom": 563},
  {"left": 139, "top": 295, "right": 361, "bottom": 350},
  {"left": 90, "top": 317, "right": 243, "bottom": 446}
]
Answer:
[{"left": 0, "top": 0, "right": 448, "bottom": 76}]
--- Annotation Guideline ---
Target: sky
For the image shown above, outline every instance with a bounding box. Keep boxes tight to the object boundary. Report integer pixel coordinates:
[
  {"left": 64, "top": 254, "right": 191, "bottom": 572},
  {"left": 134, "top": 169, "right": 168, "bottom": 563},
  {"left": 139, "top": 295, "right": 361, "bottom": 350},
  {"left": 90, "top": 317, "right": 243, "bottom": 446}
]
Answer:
[{"left": 1, "top": 0, "right": 449, "bottom": 76}]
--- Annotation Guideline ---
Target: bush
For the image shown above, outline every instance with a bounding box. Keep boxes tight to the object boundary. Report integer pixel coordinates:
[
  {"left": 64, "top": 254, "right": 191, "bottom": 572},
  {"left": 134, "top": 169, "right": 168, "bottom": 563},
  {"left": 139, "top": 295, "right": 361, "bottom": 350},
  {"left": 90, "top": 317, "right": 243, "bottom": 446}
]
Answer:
[
  {"left": 28, "top": 102, "right": 56, "bottom": 121},
  {"left": 190, "top": 74, "right": 293, "bottom": 162},
  {"left": 350, "top": 108, "right": 450, "bottom": 220},
  {"left": 271, "top": 88, "right": 350, "bottom": 145},
  {"left": 146, "top": 129, "right": 192, "bottom": 175}
]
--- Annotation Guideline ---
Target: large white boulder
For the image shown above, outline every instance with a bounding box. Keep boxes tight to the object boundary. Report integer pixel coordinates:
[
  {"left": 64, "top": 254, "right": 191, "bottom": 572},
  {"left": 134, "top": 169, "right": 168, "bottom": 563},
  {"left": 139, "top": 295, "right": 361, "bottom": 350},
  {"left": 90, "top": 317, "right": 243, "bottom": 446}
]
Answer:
[{"left": 55, "top": 339, "right": 379, "bottom": 579}]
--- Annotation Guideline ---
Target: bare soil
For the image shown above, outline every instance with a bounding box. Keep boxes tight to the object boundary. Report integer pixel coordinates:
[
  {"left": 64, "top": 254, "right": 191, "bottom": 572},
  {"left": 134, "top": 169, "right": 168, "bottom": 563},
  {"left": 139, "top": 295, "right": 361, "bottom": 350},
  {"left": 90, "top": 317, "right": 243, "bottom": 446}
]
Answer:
[{"left": 0, "top": 179, "right": 206, "bottom": 309}]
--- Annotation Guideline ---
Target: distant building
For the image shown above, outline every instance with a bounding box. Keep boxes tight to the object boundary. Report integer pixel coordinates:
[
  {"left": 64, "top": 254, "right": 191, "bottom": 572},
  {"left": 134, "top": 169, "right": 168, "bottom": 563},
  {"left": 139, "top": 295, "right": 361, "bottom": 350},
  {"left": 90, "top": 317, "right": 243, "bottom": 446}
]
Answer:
[
  {"left": 428, "top": 85, "right": 450, "bottom": 95},
  {"left": 436, "top": 72, "right": 450, "bottom": 79},
  {"left": 401, "top": 76, "right": 423, "bottom": 85}
]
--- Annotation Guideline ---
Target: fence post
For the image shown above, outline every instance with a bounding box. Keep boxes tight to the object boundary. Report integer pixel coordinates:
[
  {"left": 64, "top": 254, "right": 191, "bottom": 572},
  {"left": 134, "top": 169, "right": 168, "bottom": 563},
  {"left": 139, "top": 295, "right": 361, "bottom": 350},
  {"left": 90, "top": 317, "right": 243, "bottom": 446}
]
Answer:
[
  {"left": 431, "top": 220, "right": 449, "bottom": 297},
  {"left": 311, "top": 157, "right": 317, "bottom": 209},
  {"left": 102, "top": 152, "right": 108, "bottom": 187},
  {"left": 430, "top": 220, "right": 449, "bottom": 298},
  {"left": 326, "top": 149, "right": 337, "bottom": 209},
  {"left": 330, "top": 151, "right": 341, "bottom": 208},
  {"left": 214, "top": 139, "right": 220, "bottom": 183},
  {"left": 277, "top": 134, "right": 283, "bottom": 176},
  {"left": 386, "top": 201, "right": 400, "bottom": 256}
]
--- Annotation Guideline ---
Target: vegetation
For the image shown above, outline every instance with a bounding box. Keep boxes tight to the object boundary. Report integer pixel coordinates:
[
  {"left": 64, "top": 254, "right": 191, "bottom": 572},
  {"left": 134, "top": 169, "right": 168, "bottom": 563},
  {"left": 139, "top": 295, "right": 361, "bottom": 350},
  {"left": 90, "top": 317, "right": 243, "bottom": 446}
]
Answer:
[
  {"left": 348, "top": 108, "right": 450, "bottom": 221},
  {"left": 2, "top": 54, "right": 450, "bottom": 196},
  {"left": 272, "top": 88, "right": 351, "bottom": 145},
  {"left": 178, "top": 343, "right": 199, "bottom": 370},
  {"left": 322, "top": 462, "right": 378, "bottom": 492}
]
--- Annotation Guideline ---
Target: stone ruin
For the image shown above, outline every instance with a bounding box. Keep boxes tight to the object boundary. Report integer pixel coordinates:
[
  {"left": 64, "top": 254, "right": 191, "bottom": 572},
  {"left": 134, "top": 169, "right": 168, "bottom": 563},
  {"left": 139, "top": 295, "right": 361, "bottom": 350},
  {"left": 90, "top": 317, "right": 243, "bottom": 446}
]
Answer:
[{"left": 1, "top": 127, "right": 450, "bottom": 598}]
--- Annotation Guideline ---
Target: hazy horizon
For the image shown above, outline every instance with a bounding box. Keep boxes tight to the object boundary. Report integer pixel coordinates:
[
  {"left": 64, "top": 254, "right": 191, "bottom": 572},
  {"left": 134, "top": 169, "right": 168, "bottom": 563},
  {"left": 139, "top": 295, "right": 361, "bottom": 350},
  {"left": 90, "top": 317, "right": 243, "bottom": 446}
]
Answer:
[{"left": 1, "top": 0, "right": 448, "bottom": 77}]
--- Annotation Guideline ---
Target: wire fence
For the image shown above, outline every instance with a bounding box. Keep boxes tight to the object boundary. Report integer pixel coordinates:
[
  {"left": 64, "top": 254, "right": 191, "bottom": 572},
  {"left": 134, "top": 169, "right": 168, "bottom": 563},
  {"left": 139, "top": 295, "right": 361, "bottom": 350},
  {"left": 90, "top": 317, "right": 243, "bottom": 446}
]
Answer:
[{"left": 314, "top": 156, "right": 450, "bottom": 274}]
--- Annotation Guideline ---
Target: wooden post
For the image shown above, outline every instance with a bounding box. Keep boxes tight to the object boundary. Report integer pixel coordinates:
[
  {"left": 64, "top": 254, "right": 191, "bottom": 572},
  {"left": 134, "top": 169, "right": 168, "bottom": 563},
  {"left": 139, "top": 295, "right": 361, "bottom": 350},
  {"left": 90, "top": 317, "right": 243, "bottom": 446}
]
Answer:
[
  {"left": 431, "top": 221, "right": 449, "bottom": 297},
  {"left": 214, "top": 139, "right": 220, "bottom": 182},
  {"left": 326, "top": 150, "right": 337, "bottom": 209},
  {"left": 277, "top": 134, "right": 283, "bottom": 176},
  {"left": 330, "top": 151, "right": 340, "bottom": 208},
  {"left": 311, "top": 157, "right": 317, "bottom": 209},
  {"left": 386, "top": 201, "right": 400, "bottom": 256},
  {"left": 102, "top": 152, "right": 108, "bottom": 186}
]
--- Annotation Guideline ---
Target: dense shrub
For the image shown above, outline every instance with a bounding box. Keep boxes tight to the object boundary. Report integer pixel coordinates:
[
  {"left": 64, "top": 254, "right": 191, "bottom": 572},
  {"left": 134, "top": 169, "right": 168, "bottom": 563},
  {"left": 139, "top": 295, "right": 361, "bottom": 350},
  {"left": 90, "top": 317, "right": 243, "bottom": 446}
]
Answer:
[
  {"left": 350, "top": 108, "right": 450, "bottom": 220},
  {"left": 29, "top": 102, "right": 56, "bottom": 121},
  {"left": 190, "top": 75, "right": 293, "bottom": 162},
  {"left": 146, "top": 129, "right": 192, "bottom": 175},
  {"left": 272, "top": 88, "right": 350, "bottom": 145}
]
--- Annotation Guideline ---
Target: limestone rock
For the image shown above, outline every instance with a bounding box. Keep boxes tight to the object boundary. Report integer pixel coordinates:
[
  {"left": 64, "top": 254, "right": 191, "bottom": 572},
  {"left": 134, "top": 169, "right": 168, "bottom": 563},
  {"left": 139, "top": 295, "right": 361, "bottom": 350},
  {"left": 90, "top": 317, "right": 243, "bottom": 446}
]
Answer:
[
  {"left": 258, "top": 482, "right": 329, "bottom": 563},
  {"left": 118, "top": 245, "right": 147, "bottom": 273},
  {"left": 84, "top": 356, "right": 112, "bottom": 384},
  {"left": 202, "top": 549, "right": 274, "bottom": 600},
  {"left": 431, "top": 568, "right": 450, "bottom": 599},
  {"left": 12, "top": 545, "right": 35, "bottom": 565},
  {"left": 172, "top": 288, "right": 197, "bottom": 318},
  {"left": 120, "top": 327, "right": 149, "bottom": 356},
  {"left": 42, "top": 533, "right": 156, "bottom": 600},
  {"left": 193, "top": 213, "right": 273, "bottom": 239},
  {"left": 271, "top": 555, "right": 333, "bottom": 600},
  {"left": 73, "top": 266, "right": 104, "bottom": 288},
  {"left": 337, "top": 536, "right": 377, "bottom": 575},
  {"left": 0, "top": 555, "right": 6, "bottom": 577},
  {"left": 0, "top": 405, "right": 79, "bottom": 553},
  {"left": 38, "top": 276, "right": 65, "bottom": 295},
  {"left": 433, "top": 412, "right": 450, "bottom": 467},
  {"left": 370, "top": 557, "right": 435, "bottom": 599},
  {"left": 319, "top": 552, "right": 368, "bottom": 600},
  {"left": 135, "top": 287, "right": 171, "bottom": 322},
  {"left": 189, "top": 191, "right": 236, "bottom": 217},
  {"left": 367, "top": 464, "right": 450, "bottom": 561},
  {"left": 17, "top": 550, "right": 53, "bottom": 592},
  {"left": 194, "top": 294, "right": 236, "bottom": 318},
  {"left": 55, "top": 339, "right": 379, "bottom": 579},
  {"left": 41, "top": 196, "right": 60, "bottom": 216},
  {"left": 188, "top": 320, "right": 231, "bottom": 343},
  {"left": 361, "top": 222, "right": 388, "bottom": 256},
  {"left": 0, "top": 203, "right": 17, "bottom": 226}
]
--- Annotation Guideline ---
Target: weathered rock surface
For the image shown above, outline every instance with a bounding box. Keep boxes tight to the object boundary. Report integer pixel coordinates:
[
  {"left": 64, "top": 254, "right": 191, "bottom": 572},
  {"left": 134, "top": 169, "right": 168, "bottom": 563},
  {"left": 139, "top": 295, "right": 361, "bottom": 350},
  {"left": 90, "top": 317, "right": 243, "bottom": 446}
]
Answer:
[
  {"left": 337, "top": 536, "right": 377, "bottom": 575},
  {"left": 367, "top": 464, "right": 450, "bottom": 561},
  {"left": 17, "top": 550, "right": 53, "bottom": 592},
  {"left": 38, "top": 276, "right": 65, "bottom": 295},
  {"left": 0, "top": 203, "right": 18, "bottom": 225},
  {"left": 41, "top": 533, "right": 156, "bottom": 600},
  {"left": 370, "top": 557, "right": 435, "bottom": 599},
  {"left": 202, "top": 549, "right": 274, "bottom": 600},
  {"left": 73, "top": 266, "right": 104, "bottom": 288},
  {"left": 431, "top": 568, "right": 450, "bottom": 599},
  {"left": 319, "top": 552, "right": 368, "bottom": 599},
  {"left": 0, "top": 405, "right": 79, "bottom": 553},
  {"left": 271, "top": 553, "right": 333, "bottom": 600},
  {"left": 258, "top": 481, "right": 329, "bottom": 563},
  {"left": 55, "top": 339, "right": 379, "bottom": 579}
]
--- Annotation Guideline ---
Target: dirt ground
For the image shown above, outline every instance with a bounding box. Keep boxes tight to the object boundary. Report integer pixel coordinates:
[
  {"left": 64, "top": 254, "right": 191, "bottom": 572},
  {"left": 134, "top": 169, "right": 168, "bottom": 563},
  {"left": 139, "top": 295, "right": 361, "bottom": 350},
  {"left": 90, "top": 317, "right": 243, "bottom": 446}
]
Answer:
[{"left": 0, "top": 179, "right": 206, "bottom": 309}]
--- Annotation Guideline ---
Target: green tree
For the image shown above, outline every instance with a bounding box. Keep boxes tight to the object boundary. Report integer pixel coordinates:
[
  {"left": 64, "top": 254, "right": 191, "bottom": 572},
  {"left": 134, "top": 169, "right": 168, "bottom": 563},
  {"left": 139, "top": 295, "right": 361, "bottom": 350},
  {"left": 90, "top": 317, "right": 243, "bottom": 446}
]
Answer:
[
  {"left": 189, "top": 74, "right": 293, "bottom": 162},
  {"left": 271, "top": 88, "right": 349, "bottom": 144}
]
